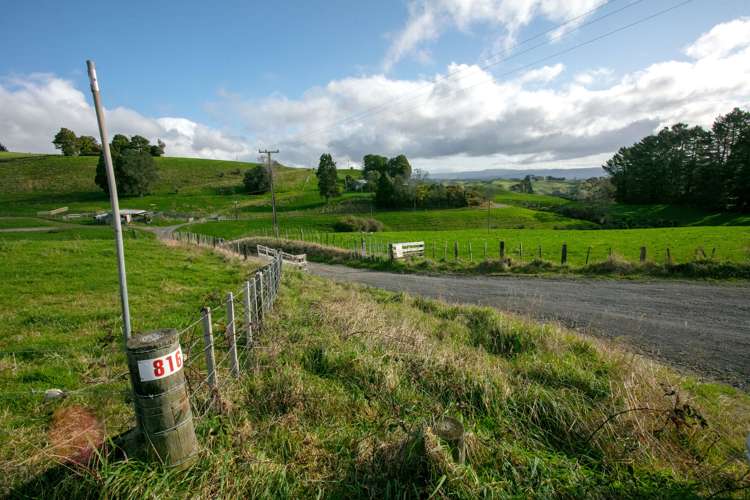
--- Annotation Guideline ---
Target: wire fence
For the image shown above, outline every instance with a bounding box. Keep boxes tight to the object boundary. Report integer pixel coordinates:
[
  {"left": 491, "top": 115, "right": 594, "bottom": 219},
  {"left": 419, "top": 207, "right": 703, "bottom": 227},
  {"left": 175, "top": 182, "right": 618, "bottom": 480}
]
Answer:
[{"left": 163, "top": 231, "right": 284, "bottom": 419}]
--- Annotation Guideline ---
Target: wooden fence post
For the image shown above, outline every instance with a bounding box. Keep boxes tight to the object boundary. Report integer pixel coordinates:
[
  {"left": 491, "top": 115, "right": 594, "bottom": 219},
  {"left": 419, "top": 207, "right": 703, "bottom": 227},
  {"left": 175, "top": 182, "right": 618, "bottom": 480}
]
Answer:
[
  {"left": 454, "top": 241, "right": 459, "bottom": 261},
  {"left": 443, "top": 241, "right": 448, "bottom": 260},
  {"left": 500, "top": 240, "right": 505, "bottom": 259},
  {"left": 585, "top": 246, "right": 592, "bottom": 265},
  {"left": 561, "top": 243, "right": 567, "bottom": 265},
  {"left": 666, "top": 248, "right": 672, "bottom": 266},
  {"left": 468, "top": 242, "right": 473, "bottom": 262},
  {"left": 201, "top": 307, "right": 221, "bottom": 408},
  {"left": 640, "top": 246, "right": 647, "bottom": 263},
  {"left": 226, "top": 293, "right": 239, "bottom": 378},
  {"left": 519, "top": 243, "right": 523, "bottom": 262},
  {"left": 126, "top": 329, "right": 198, "bottom": 467},
  {"left": 484, "top": 241, "right": 487, "bottom": 260}
]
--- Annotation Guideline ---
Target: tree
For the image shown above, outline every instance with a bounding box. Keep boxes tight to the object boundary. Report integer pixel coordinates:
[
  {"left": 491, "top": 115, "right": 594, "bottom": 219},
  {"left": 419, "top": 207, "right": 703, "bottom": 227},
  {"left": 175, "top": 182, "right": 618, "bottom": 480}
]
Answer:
[
  {"left": 95, "top": 149, "right": 158, "bottom": 197},
  {"left": 316, "top": 153, "right": 340, "bottom": 202},
  {"left": 52, "top": 128, "right": 79, "bottom": 156},
  {"left": 0, "top": 142, "right": 7, "bottom": 152},
  {"left": 243, "top": 165, "right": 270, "bottom": 194},
  {"left": 129, "top": 135, "right": 151, "bottom": 154},
  {"left": 150, "top": 139, "right": 166, "bottom": 157},
  {"left": 363, "top": 154, "right": 388, "bottom": 176},
  {"left": 387, "top": 154, "right": 412, "bottom": 179},
  {"left": 77, "top": 136, "right": 101, "bottom": 156},
  {"left": 111, "top": 134, "right": 131, "bottom": 154}
]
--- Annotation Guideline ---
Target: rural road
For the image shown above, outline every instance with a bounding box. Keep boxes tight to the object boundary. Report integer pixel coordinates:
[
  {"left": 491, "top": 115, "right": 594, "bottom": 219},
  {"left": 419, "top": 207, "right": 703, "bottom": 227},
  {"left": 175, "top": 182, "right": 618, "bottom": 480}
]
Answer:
[{"left": 308, "top": 263, "right": 750, "bottom": 390}]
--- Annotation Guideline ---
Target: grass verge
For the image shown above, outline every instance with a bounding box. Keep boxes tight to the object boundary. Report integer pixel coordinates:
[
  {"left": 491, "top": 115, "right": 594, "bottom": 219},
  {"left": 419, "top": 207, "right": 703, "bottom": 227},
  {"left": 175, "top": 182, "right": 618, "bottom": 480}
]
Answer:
[
  {"left": 235, "top": 237, "right": 750, "bottom": 280},
  {"left": 3, "top": 234, "right": 749, "bottom": 497}
]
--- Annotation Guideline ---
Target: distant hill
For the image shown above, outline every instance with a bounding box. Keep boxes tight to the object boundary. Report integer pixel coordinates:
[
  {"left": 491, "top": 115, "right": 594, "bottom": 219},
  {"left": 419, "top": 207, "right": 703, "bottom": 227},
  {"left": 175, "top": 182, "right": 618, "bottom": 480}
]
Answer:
[{"left": 431, "top": 167, "right": 605, "bottom": 180}]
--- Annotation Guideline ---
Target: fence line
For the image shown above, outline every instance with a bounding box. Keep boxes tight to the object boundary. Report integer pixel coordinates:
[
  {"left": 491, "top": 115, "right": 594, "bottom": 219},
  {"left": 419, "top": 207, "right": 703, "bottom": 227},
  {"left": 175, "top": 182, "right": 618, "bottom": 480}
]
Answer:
[{"left": 160, "top": 233, "right": 284, "bottom": 418}]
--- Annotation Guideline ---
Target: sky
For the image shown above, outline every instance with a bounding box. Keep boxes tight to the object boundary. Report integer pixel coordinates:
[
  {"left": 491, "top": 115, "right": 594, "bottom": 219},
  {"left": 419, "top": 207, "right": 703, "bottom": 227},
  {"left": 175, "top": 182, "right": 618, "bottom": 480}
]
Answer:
[{"left": 1, "top": 0, "right": 749, "bottom": 172}]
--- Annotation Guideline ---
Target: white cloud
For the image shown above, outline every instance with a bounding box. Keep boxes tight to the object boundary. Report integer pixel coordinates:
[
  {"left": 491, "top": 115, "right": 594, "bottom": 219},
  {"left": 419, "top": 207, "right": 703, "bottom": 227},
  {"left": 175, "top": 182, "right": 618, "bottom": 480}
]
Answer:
[
  {"left": 573, "top": 67, "right": 613, "bottom": 86},
  {"left": 518, "top": 63, "right": 564, "bottom": 84},
  {"left": 3, "top": 18, "right": 750, "bottom": 174},
  {"left": 206, "top": 18, "right": 750, "bottom": 171},
  {"left": 0, "top": 75, "right": 254, "bottom": 160},
  {"left": 383, "top": 0, "right": 603, "bottom": 71},
  {"left": 685, "top": 17, "right": 750, "bottom": 59}
]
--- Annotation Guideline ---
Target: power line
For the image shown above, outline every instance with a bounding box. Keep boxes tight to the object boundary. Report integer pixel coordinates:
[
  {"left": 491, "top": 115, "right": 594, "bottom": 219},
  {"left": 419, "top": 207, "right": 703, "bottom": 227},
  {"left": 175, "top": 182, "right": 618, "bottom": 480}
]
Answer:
[
  {"left": 296, "top": 0, "right": 693, "bottom": 149},
  {"left": 295, "top": 0, "right": 648, "bottom": 144}
]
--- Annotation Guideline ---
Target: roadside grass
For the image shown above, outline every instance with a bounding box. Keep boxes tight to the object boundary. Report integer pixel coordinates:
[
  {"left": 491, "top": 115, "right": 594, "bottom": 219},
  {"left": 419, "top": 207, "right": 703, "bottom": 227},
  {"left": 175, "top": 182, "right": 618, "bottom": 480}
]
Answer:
[
  {"left": 7, "top": 258, "right": 750, "bottom": 497},
  {"left": 0, "top": 232, "right": 260, "bottom": 494},
  {"left": 235, "top": 236, "right": 750, "bottom": 280},
  {"left": 318, "top": 226, "right": 750, "bottom": 267},
  {"left": 198, "top": 225, "right": 750, "bottom": 269}
]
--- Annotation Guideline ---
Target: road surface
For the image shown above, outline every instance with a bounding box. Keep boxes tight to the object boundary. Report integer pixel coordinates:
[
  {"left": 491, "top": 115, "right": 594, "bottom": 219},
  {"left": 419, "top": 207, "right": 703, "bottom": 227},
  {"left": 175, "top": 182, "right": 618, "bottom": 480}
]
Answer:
[{"left": 308, "top": 263, "right": 750, "bottom": 389}]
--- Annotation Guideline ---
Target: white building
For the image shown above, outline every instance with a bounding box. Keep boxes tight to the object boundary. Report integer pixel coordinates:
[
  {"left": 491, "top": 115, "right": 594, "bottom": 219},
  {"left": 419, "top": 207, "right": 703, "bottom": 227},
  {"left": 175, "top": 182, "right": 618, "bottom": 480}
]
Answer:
[{"left": 94, "top": 209, "right": 149, "bottom": 225}]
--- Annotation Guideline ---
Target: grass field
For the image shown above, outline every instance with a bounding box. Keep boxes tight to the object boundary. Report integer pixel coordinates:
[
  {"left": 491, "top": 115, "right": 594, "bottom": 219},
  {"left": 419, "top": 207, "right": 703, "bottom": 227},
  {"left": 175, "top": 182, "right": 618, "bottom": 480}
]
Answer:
[
  {"left": 185, "top": 206, "right": 595, "bottom": 239},
  {"left": 2, "top": 234, "right": 749, "bottom": 497},
  {"left": 0, "top": 217, "right": 58, "bottom": 229},
  {"left": 188, "top": 225, "right": 750, "bottom": 267},
  {"left": 0, "top": 231, "right": 260, "bottom": 494}
]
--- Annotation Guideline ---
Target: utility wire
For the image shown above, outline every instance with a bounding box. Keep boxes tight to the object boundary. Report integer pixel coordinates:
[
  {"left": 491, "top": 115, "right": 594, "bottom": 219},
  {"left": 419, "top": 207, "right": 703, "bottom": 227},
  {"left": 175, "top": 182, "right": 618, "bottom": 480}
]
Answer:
[
  {"left": 295, "top": 0, "right": 649, "bottom": 143},
  {"left": 295, "top": 0, "right": 693, "bottom": 148}
]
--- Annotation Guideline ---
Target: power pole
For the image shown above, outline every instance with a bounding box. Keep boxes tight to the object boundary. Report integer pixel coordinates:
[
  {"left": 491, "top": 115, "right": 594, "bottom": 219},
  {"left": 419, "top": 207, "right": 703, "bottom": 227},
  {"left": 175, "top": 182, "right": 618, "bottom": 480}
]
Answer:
[{"left": 259, "top": 149, "right": 279, "bottom": 238}]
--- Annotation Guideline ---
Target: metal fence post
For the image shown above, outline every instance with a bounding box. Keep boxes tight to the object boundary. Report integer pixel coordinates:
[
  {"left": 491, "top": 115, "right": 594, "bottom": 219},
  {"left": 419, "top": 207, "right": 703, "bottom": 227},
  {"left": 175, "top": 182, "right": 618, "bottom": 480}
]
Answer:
[
  {"left": 244, "top": 280, "right": 253, "bottom": 347},
  {"left": 226, "top": 292, "right": 239, "bottom": 378},
  {"left": 256, "top": 271, "right": 264, "bottom": 322},
  {"left": 201, "top": 307, "right": 220, "bottom": 407}
]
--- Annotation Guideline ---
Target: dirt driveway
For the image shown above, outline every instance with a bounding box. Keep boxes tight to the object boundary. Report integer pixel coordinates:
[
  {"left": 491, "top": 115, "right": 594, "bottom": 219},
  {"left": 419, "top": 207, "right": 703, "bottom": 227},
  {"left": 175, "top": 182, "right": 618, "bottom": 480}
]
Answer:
[{"left": 308, "top": 263, "right": 750, "bottom": 390}]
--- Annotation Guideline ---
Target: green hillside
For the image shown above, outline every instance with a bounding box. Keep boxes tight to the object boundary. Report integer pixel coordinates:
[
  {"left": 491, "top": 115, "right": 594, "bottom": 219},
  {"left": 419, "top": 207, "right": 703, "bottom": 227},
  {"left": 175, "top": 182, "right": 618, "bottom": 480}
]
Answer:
[{"left": 0, "top": 152, "right": 321, "bottom": 216}]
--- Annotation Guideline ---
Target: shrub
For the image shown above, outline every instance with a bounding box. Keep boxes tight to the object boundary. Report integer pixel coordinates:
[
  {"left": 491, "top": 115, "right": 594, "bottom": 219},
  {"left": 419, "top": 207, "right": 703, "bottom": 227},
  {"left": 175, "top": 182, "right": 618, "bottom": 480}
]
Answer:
[
  {"left": 243, "top": 165, "right": 270, "bottom": 194},
  {"left": 94, "top": 149, "right": 158, "bottom": 197},
  {"left": 333, "top": 216, "right": 384, "bottom": 233}
]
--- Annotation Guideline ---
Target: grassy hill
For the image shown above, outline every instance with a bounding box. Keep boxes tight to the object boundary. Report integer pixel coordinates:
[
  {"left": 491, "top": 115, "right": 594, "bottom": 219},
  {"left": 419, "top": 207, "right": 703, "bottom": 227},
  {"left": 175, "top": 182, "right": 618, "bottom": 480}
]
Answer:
[
  {"left": 2, "top": 231, "right": 749, "bottom": 497},
  {"left": 0, "top": 152, "right": 324, "bottom": 216}
]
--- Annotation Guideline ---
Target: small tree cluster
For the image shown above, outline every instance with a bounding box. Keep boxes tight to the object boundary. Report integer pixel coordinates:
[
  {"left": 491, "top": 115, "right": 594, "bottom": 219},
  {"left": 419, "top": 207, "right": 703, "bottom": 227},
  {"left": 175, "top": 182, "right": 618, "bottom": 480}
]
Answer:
[
  {"left": 52, "top": 128, "right": 102, "bottom": 156},
  {"left": 0, "top": 141, "right": 7, "bottom": 152},
  {"left": 316, "top": 153, "right": 340, "bottom": 202},
  {"left": 243, "top": 165, "right": 271, "bottom": 194},
  {"left": 52, "top": 128, "right": 165, "bottom": 157},
  {"left": 110, "top": 134, "right": 165, "bottom": 157}
]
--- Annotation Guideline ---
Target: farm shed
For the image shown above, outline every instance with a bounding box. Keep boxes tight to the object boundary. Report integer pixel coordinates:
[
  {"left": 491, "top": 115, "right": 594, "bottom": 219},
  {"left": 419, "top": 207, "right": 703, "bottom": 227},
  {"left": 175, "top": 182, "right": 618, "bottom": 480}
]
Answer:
[{"left": 94, "top": 209, "right": 150, "bottom": 225}]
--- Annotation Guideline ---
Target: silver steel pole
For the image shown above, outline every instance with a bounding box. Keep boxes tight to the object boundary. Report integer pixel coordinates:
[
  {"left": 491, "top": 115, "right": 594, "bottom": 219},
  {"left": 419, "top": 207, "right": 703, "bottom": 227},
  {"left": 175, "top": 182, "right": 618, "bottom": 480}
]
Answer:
[{"left": 87, "top": 60, "right": 132, "bottom": 342}]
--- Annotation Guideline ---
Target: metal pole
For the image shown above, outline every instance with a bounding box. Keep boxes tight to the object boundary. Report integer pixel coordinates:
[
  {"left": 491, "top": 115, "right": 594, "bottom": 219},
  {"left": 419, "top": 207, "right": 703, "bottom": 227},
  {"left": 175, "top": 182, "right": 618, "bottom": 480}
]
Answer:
[{"left": 87, "top": 60, "right": 132, "bottom": 342}]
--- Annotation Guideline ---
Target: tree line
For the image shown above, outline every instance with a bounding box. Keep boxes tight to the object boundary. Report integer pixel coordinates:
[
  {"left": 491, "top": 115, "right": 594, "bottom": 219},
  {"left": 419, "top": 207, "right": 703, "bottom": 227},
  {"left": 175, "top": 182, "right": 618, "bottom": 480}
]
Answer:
[
  {"left": 52, "top": 128, "right": 165, "bottom": 158},
  {"left": 604, "top": 108, "right": 750, "bottom": 211}
]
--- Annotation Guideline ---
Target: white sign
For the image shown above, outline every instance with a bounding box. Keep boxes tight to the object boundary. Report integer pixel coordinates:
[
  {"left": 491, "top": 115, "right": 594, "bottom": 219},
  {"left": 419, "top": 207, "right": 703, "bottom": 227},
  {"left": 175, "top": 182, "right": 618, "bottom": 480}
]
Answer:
[{"left": 137, "top": 346, "right": 183, "bottom": 382}]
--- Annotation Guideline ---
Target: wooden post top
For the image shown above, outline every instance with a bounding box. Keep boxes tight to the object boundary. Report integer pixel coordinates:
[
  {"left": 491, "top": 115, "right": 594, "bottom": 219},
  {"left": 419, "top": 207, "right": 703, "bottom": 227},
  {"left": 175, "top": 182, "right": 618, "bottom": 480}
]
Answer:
[{"left": 126, "top": 328, "right": 178, "bottom": 353}]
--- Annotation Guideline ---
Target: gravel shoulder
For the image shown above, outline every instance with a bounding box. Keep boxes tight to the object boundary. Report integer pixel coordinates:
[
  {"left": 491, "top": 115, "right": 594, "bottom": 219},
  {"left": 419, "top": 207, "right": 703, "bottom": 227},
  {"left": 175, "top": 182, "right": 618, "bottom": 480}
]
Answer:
[{"left": 308, "top": 262, "right": 750, "bottom": 390}]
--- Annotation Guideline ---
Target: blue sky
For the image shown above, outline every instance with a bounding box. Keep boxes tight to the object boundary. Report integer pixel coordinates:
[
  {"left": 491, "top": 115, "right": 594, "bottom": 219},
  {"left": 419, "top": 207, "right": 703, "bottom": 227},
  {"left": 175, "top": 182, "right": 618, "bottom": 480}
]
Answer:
[{"left": 1, "top": 0, "right": 749, "bottom": 171}]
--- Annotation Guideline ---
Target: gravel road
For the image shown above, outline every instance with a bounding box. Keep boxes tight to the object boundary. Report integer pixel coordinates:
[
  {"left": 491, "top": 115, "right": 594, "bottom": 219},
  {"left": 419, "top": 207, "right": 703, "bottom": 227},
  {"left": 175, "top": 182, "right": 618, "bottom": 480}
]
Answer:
[{"left": 308, "top": 263, "right": 750, "bottom": 389}]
